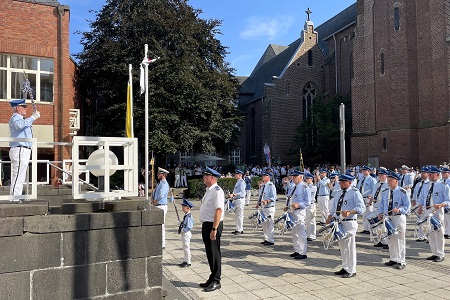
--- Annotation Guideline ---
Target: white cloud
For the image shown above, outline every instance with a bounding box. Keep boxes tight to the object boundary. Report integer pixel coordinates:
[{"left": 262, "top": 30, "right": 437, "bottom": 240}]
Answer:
[{"left": 239, "top": 15, "right": 295, "bottom": 41}]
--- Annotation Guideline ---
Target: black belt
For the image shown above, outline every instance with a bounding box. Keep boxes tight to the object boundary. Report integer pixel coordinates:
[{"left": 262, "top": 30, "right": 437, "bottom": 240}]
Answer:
[
  {"left": 389, "top": 213, "right": 402, "bottom": 216},
  {"left": 155, "top": 204, "right": 167, "bottom": 206},
  {"left": 341, "top": 218, "right": 356, "bottom": 221},
  {"left": 14, "top": 145, "right": 31, "bottom": 150},
  {"left": 318, "top": 195, "right": 328, "bottom": 196}
]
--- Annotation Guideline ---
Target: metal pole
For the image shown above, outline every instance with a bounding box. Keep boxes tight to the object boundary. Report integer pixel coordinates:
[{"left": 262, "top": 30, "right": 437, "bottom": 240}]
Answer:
[
  {"left": 144, "top": 44, "right": 150, "bottom": 209},
  {"left": 339, "top": 103, "right": 346, "bottom": 172}
]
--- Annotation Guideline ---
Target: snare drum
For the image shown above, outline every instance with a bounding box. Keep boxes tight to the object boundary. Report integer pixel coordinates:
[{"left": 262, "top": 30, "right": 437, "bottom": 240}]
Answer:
[
  {"left": 333, "top": 222, "right": 348, "bottom": 241},
  {"left": 384, "top": 217, "right": 399, "bottom": 236},
  {"left": 366, "top": 211, "right": 383, "bottom": 226},
  {"left": 415, "top": 207, "right": 441, "bottom": 235},
  {"left": 444, "top": 206, "right": 450, "bottom": 214}
]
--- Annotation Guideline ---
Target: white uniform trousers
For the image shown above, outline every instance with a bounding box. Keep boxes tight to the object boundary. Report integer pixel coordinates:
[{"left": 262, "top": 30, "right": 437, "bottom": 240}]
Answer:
[
  {"left": 306, "top": 203, "right": 316, "bottom": 239},
  {"left": 234, "top": 198, "right": 245, "bottom": 232},
  {"left": 387, "top": 214, "right": 406, "bottom": 264},
  {"left": 429, "top": 209, "right": 445, "bottom": 258},
  {"left": 291, "top": 209, "right": 307, "bottom": 255},
  {"left": 338, "top": 220, "right": 358, "bottom": 274},
  {"left": 174, "top": 175, "right": 181, "bottom": 187},
  {"left": 262, "top": 206, "right": 276, "bottom": 243},
  {"left": 362, "top": 200, "right": 374, "bottom": 231},
  {"left": 9, "top": 147, "right": 31, "bottom": 198},
  {"left": 317, "top": 195, "right": 330, "bottom": 223},
  {"left": 155, "top": 205, "right": 168, "bottom": 248},
  {"left": 245, "top": 190, "right": 251, "bottom": 205},
  {"left": 444, "top": 213, "right": 450, "bottom": 235},
  {"left": 181, "top": 231, "right": 192, "bottom": 264},
  {"left": 180, "top": 175, "right": 187, "bottom": 187}
]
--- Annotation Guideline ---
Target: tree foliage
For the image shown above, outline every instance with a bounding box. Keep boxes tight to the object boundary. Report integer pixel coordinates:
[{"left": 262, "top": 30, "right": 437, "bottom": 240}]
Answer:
[
  {"left": 293, "top": 94, "right": 352, "bottom": 166},
  {"left": 76, "top": 0, "right": 241, "bottom": 155}
]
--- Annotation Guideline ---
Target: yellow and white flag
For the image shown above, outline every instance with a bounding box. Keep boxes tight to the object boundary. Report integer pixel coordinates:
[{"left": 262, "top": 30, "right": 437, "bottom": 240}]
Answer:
[{"left": 126, "top": 64, "right": 134, "bottom": 138}]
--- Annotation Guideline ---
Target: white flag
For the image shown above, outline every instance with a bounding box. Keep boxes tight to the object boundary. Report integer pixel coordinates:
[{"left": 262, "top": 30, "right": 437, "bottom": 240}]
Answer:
[{"left": 139, "top": 57, "right": 160, "bottom": 95}]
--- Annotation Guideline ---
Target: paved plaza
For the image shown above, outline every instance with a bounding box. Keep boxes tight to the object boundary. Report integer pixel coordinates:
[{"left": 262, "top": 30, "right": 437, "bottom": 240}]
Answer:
[{"left": 162, "top": 195, "right": 450, "bottom": 300}]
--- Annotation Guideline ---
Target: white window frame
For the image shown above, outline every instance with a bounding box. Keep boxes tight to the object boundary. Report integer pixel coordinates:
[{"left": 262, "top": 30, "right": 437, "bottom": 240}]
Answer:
[
  {"left": 229, "top": 149, "right": 241, "bottom": 165},
  {"left": 0, "top": 54, "right": 54, "bottom": 103}
]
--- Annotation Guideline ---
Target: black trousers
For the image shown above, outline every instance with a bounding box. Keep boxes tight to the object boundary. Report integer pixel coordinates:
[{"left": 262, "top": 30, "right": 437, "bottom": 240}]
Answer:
[{"left": 202, "top": 221, "right": 223, "bottom": 283}]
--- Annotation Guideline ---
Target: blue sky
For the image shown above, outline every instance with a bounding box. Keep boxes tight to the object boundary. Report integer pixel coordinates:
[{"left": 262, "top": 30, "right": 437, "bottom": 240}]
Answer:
[{"left": 65, "top": 0, "right": 356, "bottom": 76}]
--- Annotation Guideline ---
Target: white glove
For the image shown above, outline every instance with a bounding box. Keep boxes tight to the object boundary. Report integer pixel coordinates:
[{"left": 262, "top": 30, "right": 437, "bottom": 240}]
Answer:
[{"left": 32, "top": 111, "right": 41, "bottom": 120}]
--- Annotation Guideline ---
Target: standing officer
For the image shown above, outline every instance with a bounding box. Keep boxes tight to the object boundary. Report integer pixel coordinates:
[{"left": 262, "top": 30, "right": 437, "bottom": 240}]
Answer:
[
  {"left": 316, "top": 169, "right": 330, "bottom": 225},
  {"left": 417, "top": 166, "right": 450, "bottom": 263},
  {"left": 152, "top": 167, "right": 170, "bottom": 249},
  {"left": 440, "top": 166, "right": 450, "bottom": 238},
  {"left": 328, "top": 174, "right": 365, "bottom": 278},
  {"left": 371, "top": 168, "right": 389, "bottom": 248},
  {"left": 9, "top": 99, "right": 40, "bottom": 201},
  {"left": 244, "top": 171, "right": 252, "bottom": 206},
  {"left": 357, "top": 166, "right": 377, "bottom": 234},
  {"left": 199, "top": 166, "right": 224, "bottom": 292},
  {"left": 412, "top": 166, "right": 430, "bottom": 242},
  {"left": 256, "top": 171, "right": 277, "bottom": 245},
  {"left": 304, "top": 172, "right": 317, "bottom": 241},
  {"left": 286, "top": 170, "right": 311, "bottom": 259},
  {"left": 378, "top": 171, "right": 410, "bottom": 269},
  {"left": 399, "top": 165, "right": 414, "bottom": 199},
  {"left": 230, "top": 170, "right": 246, "bottom": 234}
]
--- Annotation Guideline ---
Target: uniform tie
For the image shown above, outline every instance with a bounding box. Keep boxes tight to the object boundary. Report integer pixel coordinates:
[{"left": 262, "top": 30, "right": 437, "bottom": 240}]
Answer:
[
  {"left": 388, "top": 190, "right": 394, "bottom": 216},
  {"left": 400, "top": 175, "right": 404, "bottom": 187},
  {"left": 426, "top": 182, "right": 435, "bottom": 207},
  {"left": 286, "top": 185, "right": 297, "bottom": 207},
  {"left": 336, "top": 190, "right": 347, "bottom": 216},
  {"left": 258, "top": 184, "right": 266, "bottom": 205},
  {"left": 359, "top": 177, "right": 366, "bottom": 194}
]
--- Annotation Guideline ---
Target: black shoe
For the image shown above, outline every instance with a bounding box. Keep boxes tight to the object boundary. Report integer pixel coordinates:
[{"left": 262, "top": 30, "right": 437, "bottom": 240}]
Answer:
[
  {"left": 264, "top": 242, "right": 274, "bottom": 246},
  {"left": 294, "top": 254, "right": 307, "bottom": 259},
  {"left": 261, "top": 240, "right": 269, "bottom": 244},
  {"left": 384, "top": 260, "right": 396, "bottom": 266},
  {"left": 290, "top": 252, "right": 299, "bottom": 257},
  {"left": 199, "top": 281, "right": 212, "bottom": 288},
  {"left": 307, "top": 238, "right": 316, "bottom": 241},
  {"left": 426, "top": 255, "right": 438, "bottom": 260},
  {"left": 178, "top": 262, "right": 191, "bottom": 268},
  {"left": 374, "top": 242, "right": 384, "bottom": 247},
  {"left": 446, "top": 235, "right": 450, "bottom": 239},
  {"left": 342, "top": 273, "right": 356, "bottom": 278},
  {"left": 444, "top": 234, "right": 448, "bottom": 238},
  {"left": 360, "top": 230, "right": 370, "bottom": 234},
  {"left": 232, "top": 230, "right": 243, "bottom": 235},
  {"left": 426, "top": 240, "right": 429, "bottom": 243},
  {"left": 204, "top": 281, "right": 221, "bottom": 292},
  {"left": 383, "top": 244, "right": 389, "bottom": 249},
  {"left": 334, "top": 268, "right": 348, "bottom": 275},
  {"left": 394, "top": 263, "right": 406, "bottom": 269},
  {"left": 433, "top": 257, "right": 445, "bottom": 262},
  {"left": 416, "top": 238, "right": 426, "bottom": 242}
]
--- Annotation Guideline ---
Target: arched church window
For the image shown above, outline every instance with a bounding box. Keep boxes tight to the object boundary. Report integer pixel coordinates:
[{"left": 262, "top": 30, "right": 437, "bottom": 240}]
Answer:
[
  {"left": 303, "top": 82, "right": 316, "bottom": 119},
  {"left": 394, "top": 7, "right": 400, "bottom": 31}
]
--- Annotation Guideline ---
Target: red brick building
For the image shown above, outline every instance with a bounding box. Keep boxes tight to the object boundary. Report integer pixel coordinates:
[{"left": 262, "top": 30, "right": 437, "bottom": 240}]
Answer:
[
  {"left": 238, "top": 4, "right": 356, "bottom": 165},
  {"left": 0, "top": 0, "right": 79, "bottom": 183}
]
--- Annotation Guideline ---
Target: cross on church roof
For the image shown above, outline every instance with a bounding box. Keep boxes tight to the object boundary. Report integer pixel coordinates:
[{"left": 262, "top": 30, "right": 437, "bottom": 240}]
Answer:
[{"left": 306, "top": 7, "right": 312, "bottom": 21}]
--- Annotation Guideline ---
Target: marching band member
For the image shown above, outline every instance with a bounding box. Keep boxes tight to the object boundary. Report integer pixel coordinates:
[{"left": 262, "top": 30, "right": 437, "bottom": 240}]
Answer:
[
  {"left": 329, "top": 172, "right": 341, "bottom": 201},
  {"left": 244, "top": 171, "right": 252, "bottom": 206},
  {"left": 9, "top": 99, "right": 41, "bottom": 200},
  {"left": 199, "top": 167, "right": 224, "bottom": 292},
  {"left": 440, "top": 166, "right": 450, "bottom": 239},
  {"left": 328, "top": 174, "right": 365, "bottom": 278},
  {"left": 256, "top": 171, "right": 277, "bottom": 246},
  {"left": 378, "top": 171, "right": 410, "bottom": 269},
  {"left": 399, "top": 165, "right": 414, "bottom": 200},
  {"left": 316, "top": 169, "right": 330, "bottom": 225},
  {"left": 417, "top": 166, "right": 450, "bottom": 263},
  {"left": 412, "top": 166, "right": 430, "bottom": 242},
  {"left": 357, "top": 166, "right": 377, "bottom": 234},
  {"left": 305, "top": 172, "right": 317, "bottom": 241},
  {"left": 230, "top": 170, "right": 246, "bottom": 235},
  {"left": 286, "top": 170, "right": 311, "bottom": 259},
  {"left": 178, "top": 199, "right": 194, "bottom": 268},
  {"left": 152, "top": 167, "right": 170, "bottom": 249},
  {"left": 371, "top": 168, "right": 389, "bottom": 248}
]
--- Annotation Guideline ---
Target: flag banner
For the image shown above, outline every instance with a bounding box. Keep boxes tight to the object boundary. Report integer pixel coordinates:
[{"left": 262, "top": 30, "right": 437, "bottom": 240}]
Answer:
[
  {"left": 126, "top": 81, "right": 133, "bottom": 138},
  {"left": 263, "top": 143, "right": 271, "bottom": 167}
]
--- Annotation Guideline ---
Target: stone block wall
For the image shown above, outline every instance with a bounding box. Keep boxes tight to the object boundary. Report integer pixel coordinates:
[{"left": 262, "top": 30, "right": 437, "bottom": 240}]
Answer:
[{"left": 0, "top": 209, "right": 163, "bottom": 300}]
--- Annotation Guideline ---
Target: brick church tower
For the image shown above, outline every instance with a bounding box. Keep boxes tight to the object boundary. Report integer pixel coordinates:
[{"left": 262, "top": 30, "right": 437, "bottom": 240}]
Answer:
[{"left": 352, "top": 0, "right": 450, "bottom": 167}]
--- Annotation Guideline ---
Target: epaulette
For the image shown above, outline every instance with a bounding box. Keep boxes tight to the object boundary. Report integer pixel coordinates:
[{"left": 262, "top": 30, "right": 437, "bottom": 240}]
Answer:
[
  {"left": 399, "top": 187, "right": 407, "bottom": 194},
  {"left": 268, "top": 183, "right": 273, "bottom": 185},
  {"left": 382, "top": 187, "right": 389, "bottom": 193},
  {"left": 351, "top": 187, "right": 358, "bottom": 191},
  {"left": 303, "top": 185, "right": 308, "bottom": 188},
  {"left": 215, "top": 186, "right": 221, "bottom": 190}
]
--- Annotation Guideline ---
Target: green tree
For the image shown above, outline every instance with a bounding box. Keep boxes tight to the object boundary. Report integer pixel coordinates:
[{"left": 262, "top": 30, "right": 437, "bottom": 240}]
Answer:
[
  {"left": 293, "top": 95, "right": 352, "bottom": 166},
  {"left": 76, "top": 0, "right": 241, "bottom": 156}
]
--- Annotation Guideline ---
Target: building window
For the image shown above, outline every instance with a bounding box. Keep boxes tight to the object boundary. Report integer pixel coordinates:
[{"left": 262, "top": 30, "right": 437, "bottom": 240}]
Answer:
[
  {"left": 180, "top": 150, "right": 193, "bottom": 166},
  {"left": 302, "top": 82, "right": 317, "bottom": 146},
  {"left": 229, "top": 149, "right": 241, "bottom": 165},
  {"left": 380, "top": 52, "right": 385, "bottom": 75},
  {"left": 382, "top": 137, "right": 387, "bottom": 151},
  {"left": 394, "top": 7, "right": 400, "bottom": 32},
  {"left": 308, "top": 50, "right": 313, "bottom": 66},
  {"left": 0, "top": 54, "right": 54, "bottom": 102}
]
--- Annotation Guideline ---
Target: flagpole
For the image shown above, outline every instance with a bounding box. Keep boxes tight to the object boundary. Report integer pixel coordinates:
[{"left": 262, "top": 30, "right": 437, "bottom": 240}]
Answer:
[
  {"left": 144, "top": 44, "right": 150, "bottom": 209},
  {"left": 128, "top": 63, "right": 134, "bottom": 137}
]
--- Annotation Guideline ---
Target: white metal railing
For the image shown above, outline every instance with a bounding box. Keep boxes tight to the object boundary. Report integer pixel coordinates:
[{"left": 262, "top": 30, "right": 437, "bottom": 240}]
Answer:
[{"left": 69, "top": 109, "right": 80, "bottom": 136}]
